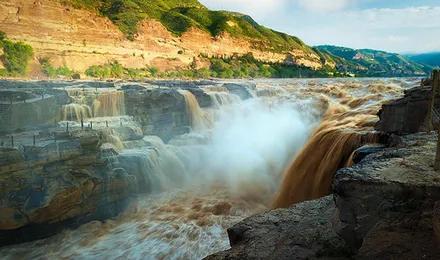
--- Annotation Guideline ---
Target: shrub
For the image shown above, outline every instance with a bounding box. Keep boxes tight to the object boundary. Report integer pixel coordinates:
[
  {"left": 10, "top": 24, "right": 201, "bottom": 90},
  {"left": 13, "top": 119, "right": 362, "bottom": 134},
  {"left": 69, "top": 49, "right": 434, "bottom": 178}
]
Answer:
[
  {"left": 1, "top": 39, "right": 33, "bottom": 76},
  {"left": 85, "top": 61, "right": 125, "bottom": 78}
]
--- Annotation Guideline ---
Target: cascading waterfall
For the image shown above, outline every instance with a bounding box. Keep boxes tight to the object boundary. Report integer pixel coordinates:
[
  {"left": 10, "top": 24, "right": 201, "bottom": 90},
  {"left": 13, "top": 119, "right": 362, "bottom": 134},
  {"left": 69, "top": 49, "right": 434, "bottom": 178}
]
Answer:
[
  {"left": 178, "top": 90, "right": 212, "bottom": 131},
  {"left": 207, "top": 92, "right": 241, "bottom": 108},
  {"left": 93, "top": 91, "right": 126, "bottom": 117},
  {"left": 119, "top": 136, "right": 187, "bottom": 192},
  {"left": 100, "top": 128, "right": 125, "bottom": 151},
  {"left": 61, "top": 103, "right": 92, "bottom": 121},
  {"left": 61, "top": 88, "right": 125, "bottom": 121},
  {"left": 272, "top": 104, "right": 379, "bottom": 208},
  {"left": 272, "top": 81, "right": 404, "bottom": 208}
]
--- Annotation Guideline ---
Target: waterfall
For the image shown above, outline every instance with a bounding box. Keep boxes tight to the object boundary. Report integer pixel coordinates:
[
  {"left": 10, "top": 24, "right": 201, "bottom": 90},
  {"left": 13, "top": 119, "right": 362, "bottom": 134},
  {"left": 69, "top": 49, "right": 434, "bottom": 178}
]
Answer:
[
  {"left": 100, "top": 129, "right": 125, "bottom": 151},
  {"left": 207, "top": 92, "right": 241, "bottom": 108},
  {"left": 61, "top": 103, "right": 92, "bottom": 121},
  {"left": 272, "top": 104, "right": 380, "bottom": 208},
  {"left": 119, "top": 136, "right": 187, "bottom": 192},
  {"left": 178, "top": 90, "right": 212, "bottom": 131},
  {"left": 92, "top": 90, "right": 126, "bottom": 117},
  {"left": 62, "top": 88, "right": 126, "bottom": 121}
]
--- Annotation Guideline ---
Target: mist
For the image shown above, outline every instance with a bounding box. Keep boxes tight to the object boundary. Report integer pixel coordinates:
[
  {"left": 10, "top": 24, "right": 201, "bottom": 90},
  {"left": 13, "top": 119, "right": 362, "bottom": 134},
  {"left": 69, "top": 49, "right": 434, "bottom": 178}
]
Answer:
[{"left": 169, "top": 97, "right": 317, "bottom": 201}]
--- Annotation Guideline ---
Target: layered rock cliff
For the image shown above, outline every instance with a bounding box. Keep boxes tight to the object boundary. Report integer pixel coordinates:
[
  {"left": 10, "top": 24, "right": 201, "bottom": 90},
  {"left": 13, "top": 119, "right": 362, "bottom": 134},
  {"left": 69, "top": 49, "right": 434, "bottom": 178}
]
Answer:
[{"left": 0, "top": 0, "right": 326, "bottom": 77}]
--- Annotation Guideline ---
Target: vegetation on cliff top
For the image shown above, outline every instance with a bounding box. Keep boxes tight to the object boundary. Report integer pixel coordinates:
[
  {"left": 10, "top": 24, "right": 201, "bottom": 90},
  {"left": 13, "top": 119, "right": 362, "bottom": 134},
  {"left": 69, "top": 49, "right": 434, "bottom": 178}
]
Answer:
[
  {"left": 0, "top": 31, "right": 33, "bottom": 76},
  {"left": 62, "top": 0, "right": 311, "bottom": 53}
]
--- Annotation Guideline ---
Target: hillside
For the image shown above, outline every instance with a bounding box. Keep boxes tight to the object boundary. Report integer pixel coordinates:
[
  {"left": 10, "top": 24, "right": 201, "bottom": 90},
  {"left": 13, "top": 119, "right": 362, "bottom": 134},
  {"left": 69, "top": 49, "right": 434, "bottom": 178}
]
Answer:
[
  {"left": 63, "top": 0, "right": 311, "bottom": 54},
  {"left": 315, "top": 45, "right": 429, "bottom": 77},
  {"left": 0, "top": 0, "right": 329, "bottom": 78},
  {"left": 0, "top": 0, "right": 430, "bottom": 79},
  {"left": 407, "top": 52, "right": 440, "bottom": 68}
]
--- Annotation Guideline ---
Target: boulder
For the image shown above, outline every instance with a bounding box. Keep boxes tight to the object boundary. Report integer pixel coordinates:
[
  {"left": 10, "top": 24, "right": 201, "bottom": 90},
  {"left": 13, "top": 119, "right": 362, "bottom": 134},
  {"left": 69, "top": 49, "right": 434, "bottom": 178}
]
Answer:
[
  {"left": 375, "top": 86, "right": 440, "bottom": 134},
  {"left": 206, "top": 196, "right": 351, "bottom": 259}
]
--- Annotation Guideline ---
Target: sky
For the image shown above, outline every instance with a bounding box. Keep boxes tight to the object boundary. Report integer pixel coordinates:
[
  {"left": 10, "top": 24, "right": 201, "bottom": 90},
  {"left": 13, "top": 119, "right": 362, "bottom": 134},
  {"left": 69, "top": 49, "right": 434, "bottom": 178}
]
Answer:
[{"left": 199, "top": 0, "right": 440, "bottom": 54}]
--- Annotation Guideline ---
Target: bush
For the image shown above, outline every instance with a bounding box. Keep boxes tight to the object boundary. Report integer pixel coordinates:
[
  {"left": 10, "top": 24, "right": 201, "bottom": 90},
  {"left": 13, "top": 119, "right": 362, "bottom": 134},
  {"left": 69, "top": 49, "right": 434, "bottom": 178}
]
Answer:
[
  {"left": 1, "top": 39, "right": 33, "bottom": 76},
  {"left": 85, "top": 61, "right": 126, "bottom": 78},
  {"left": 86, "top": 61, "right": 152, "bottom": 79}
]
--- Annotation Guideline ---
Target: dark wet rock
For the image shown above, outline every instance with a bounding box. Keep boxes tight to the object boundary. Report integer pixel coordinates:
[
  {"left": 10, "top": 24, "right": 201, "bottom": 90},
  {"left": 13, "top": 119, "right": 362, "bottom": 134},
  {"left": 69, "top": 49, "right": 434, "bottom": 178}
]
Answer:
[
  {"left": 375, "top": 86, "right": 438, "bottom": 134},
  {"left": 333, "top": 132, "right": 440, "bottom": 258},
  {"left": 350, "top": 144, "right": 385, "bottom": 164},
  {"left": 206, "top": 196, "right": 351, "bottom": 260},
  {"left": 124, "top": 88, "right": 190, "bottom": 141},
  {"left": 223, "top": 83, "right": 255, "bottom": 100},
  {"left": 182, "top": 87, "right": 212, "bottom": 107}
]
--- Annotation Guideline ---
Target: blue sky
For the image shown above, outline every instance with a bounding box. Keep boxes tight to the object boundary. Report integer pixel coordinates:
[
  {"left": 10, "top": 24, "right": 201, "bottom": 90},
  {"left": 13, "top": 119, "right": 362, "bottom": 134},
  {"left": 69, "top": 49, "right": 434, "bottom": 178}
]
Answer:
[{"left": 199, "top": 0, "right": 440, "bottom": 53}]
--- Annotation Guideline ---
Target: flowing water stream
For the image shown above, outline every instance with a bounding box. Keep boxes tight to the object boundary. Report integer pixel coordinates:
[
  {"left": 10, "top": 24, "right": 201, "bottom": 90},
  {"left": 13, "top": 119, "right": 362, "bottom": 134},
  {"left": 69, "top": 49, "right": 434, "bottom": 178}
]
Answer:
[{"left": 0, "top": 78, "right": 417, "bottom": 259}]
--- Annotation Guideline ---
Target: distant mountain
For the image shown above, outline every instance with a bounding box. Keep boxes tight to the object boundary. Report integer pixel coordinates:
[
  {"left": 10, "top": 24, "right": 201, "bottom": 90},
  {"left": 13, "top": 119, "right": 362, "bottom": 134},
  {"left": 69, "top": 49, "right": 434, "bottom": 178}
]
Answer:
[
  {"left": 315, "top": 45, "right": 429, "bottom": 77},
  {"left": 406, "top": 52, "right": 440, "bottom": 68}
]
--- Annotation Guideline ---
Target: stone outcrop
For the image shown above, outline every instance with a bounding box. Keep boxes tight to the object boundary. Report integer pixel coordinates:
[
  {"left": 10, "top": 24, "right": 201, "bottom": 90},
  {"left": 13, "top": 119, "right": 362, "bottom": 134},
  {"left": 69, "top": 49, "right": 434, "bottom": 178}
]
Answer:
[
  {"left": 334, "top": 132, "right": 440, "bottom": 259},
  {"left": 210, "top": 132, "right": 440, "bottom": 259},
  {"left": 0, "top": 129, "right": 138, "bottom": 246},
  {"left": 206, "top": 196, "right": 351, "bottom": 259},
  {"left": 375, "top": 85, "right": 437, "bottom": 134},
  {"left": 124, "top": 87, "right": 190, "bottom": 141}
]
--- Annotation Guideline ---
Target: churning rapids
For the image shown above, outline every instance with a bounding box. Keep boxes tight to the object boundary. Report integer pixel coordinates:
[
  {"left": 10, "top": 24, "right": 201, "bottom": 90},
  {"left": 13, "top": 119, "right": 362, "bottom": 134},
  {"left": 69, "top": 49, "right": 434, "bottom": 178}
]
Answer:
[{"left": 0, "top": 78, "right": 418, "bottom": 259}]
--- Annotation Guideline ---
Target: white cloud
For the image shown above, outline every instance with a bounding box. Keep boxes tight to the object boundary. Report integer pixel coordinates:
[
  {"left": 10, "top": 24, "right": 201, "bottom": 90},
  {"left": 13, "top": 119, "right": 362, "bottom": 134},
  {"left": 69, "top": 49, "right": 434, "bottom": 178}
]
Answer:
[{"left": 297, "top": 0, "right": 352, "bottom": 12}]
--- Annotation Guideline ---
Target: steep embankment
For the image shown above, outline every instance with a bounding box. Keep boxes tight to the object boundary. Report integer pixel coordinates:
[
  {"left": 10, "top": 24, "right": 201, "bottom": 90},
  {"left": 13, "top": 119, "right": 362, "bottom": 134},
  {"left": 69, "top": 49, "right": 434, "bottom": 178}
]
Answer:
[
  {"left": 315, "top": 45, "right": 429, "bottom": 77},
  {"left": 0, "top": 0, "right": 326, "bottom": 77}
]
